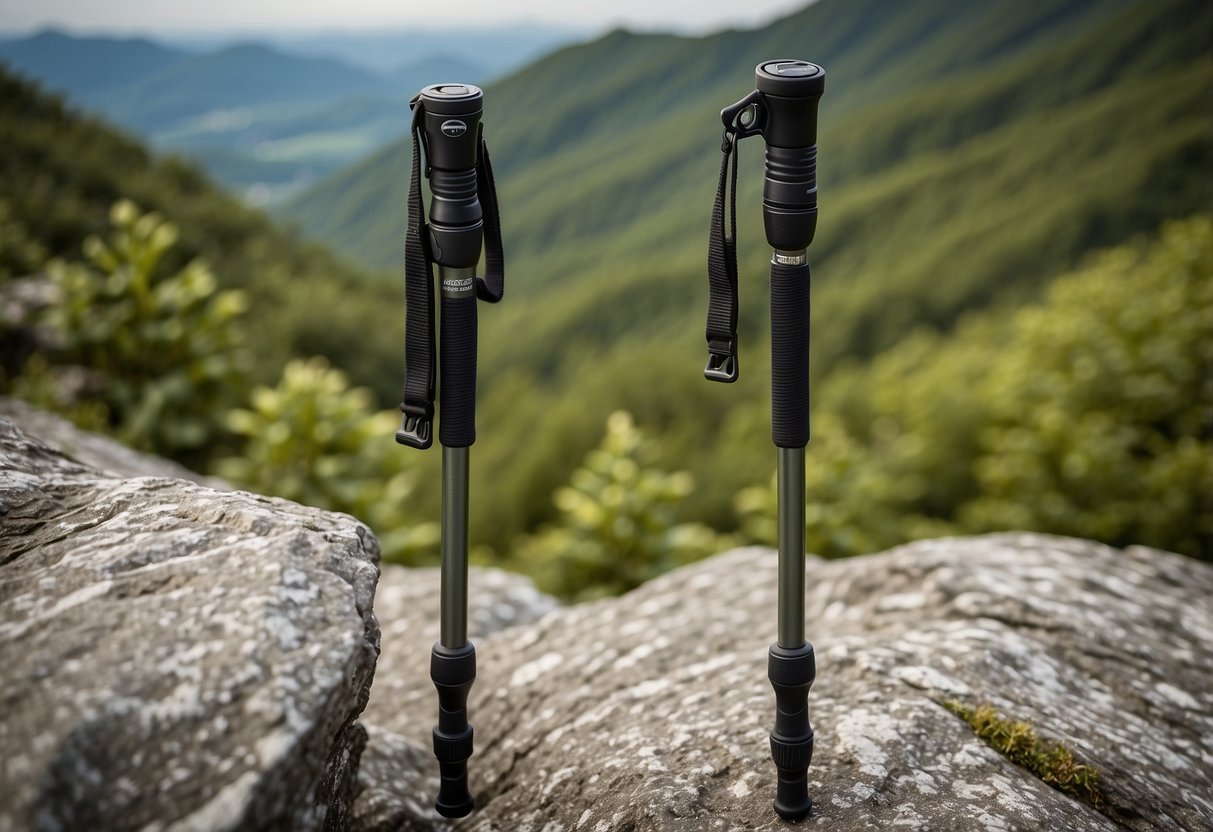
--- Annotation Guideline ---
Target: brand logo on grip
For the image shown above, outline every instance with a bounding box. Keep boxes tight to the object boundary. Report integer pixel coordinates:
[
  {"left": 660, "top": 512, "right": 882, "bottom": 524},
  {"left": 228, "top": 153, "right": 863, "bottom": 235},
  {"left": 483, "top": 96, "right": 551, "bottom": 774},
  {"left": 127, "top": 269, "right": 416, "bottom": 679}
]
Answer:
[
  {"left": 441, "top": 119, "right": 468, "bottom": 137},
  {"left": 442, "top": 275, "right": 475, "bottom": 296}
]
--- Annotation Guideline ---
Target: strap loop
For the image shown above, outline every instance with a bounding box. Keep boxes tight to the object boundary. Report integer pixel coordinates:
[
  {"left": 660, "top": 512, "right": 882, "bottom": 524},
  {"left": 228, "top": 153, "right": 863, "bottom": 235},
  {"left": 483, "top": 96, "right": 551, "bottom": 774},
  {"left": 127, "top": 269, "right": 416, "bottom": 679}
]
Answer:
[
  {"left": 705, "top": 125, "right": 742, "bottom": 383},
  {"left": 399, "top": 101, "right": 436, "bottom": 448},
  {"left": 475, "top": 138, "right": 504, "bottom": 304}
]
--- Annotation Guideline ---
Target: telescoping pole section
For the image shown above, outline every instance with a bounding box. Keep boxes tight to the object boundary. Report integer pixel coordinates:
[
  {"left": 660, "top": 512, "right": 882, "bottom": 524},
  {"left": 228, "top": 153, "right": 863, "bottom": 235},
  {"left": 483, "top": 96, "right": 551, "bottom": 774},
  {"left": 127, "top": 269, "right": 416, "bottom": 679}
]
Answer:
[
  {"left": 432, "top": 261, "right": 478, "bottom": 819},
  {"left": 440, "top": 439, "right": 471, "bottom": 649},
  {"left": 777, "top": 441, "right": 805, "bottom": 649}
]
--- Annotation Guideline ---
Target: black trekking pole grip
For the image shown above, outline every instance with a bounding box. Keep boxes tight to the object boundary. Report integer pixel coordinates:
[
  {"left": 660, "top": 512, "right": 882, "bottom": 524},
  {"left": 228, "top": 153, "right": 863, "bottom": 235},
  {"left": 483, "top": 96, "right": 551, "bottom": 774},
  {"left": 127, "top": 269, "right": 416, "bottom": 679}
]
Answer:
[
  {"left": 418, "top": 82, "right": 485, "bottom": 449},
  {"left": 439, "top": 280, "right": 479, "bottom": 447},
  {"left": 431, "top": 642, "right": 476, "bottom": 818},
  {"left": 770, "top": 257, "right": 810, "bottom": 448}
]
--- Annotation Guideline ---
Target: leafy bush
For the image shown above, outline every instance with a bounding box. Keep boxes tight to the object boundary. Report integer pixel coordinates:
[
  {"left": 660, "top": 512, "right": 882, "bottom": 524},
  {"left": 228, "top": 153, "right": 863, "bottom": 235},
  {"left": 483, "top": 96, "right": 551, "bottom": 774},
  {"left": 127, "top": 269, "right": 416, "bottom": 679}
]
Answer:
[
  {"left": 216, "top": 357, "right": 439, "bottom": 563},
  {"left": 11, "top": 200, "right": 249, "bottom": 463},
  {"left": 961, "top": 216, "right": 1213, "bottom": 556},
  {"left": 737, "top": 216, "right": 1213, "bottom": 560},
  {"left": 512, "top": 411, "right": 728, "bottom": 600}
]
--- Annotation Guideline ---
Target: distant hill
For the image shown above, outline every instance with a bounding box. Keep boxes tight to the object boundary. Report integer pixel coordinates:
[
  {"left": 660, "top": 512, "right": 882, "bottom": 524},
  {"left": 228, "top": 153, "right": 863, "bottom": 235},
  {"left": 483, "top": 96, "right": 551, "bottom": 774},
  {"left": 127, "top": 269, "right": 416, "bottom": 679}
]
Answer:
[
  {"left": 0, "top": 28, "right": 186, "bottom": 96},
  {"left": 0, "top": 30, "right": 521, "bottom": 202},
  {"left": 392, "top": 54, "right": 487, "bottom": 94},
  {"left": 3, "top": 0, "right": 1209, "bottom": 558},
  {"left": 91, "top": 43, "right": 394, "bottom": 131},
  {"left": 279, "top": 0, "right": 1213, "bottom": 543}
]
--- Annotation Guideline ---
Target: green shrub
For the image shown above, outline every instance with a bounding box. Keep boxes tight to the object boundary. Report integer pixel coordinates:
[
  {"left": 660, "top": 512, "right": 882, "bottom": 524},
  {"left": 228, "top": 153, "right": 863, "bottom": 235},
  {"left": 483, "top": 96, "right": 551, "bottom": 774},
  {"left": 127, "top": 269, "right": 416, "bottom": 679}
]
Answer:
[
  {"left": 12, "top": 200, "right": 249, "bottom": 464},
  {"left": 961, "top": 216, "right": 1213, "bottom": 557},
  {"left": 216, "top": 357, "right": 439, "bottom": 563},
  {"left": 736, "top": 216, "right": 1213, "bottom": 560},
  {"left": 512, "top": 411, "right": 728, "bottom": 600}
]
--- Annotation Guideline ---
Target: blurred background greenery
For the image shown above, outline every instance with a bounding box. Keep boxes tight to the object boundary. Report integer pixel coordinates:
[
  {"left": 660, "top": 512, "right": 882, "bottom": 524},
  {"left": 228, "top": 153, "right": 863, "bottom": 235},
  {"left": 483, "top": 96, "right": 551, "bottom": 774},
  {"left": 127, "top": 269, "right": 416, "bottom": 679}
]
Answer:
[{"left": 1, "top": 0, "right": 1209, "bottom": 599}]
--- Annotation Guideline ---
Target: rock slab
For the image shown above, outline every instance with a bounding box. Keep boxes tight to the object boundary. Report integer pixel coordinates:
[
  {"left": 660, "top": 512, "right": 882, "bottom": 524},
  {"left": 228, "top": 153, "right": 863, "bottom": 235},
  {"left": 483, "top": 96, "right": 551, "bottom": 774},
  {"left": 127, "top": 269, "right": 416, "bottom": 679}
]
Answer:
[
  {"left": 0, "top": 414, "right": 381, "bottom": 831},
  {"left": 360, "top": 535, "right": 1213, "bottom": 832}
]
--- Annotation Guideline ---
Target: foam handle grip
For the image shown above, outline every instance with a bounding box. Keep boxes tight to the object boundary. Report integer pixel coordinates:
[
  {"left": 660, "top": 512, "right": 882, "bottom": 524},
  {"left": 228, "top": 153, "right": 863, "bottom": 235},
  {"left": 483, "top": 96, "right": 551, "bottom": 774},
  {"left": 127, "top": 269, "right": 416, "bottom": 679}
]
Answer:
[
  {"left": 439, "top": 291, "right": 478, "bottom": 447},
  {"left": 770, "top": 260, "right": 810, "bottom": 448},
  {"left": 431, "top": 642, "right": 476, "bottom": 818},
  {"left": 768, "top": 642, "right": 816, "bottom": 821}
]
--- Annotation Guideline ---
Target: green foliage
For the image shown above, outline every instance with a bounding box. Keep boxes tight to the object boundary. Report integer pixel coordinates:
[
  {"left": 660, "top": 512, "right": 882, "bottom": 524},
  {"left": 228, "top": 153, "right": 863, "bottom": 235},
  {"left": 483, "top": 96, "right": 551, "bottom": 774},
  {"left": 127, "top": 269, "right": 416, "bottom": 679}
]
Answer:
[
  {"left": 0, "top": 68, "right": 402, "bottom": 405},
  {"left": 944, "top": 701, "right": 1105, "bottom": 809},
  {"left": 512, "top": 411, "right": 728, "bottom": 600},
  {"left": 216, "top": 357, "right": 439, "bottom": 563},
  {"left": 961, "top": 217, "right": 1213, "bottom": 555},
  {"left": 736, "top": 413, "right": 957, "bottom": 559},
  {"left": 283, "top": 0, "right": 1213, "bottom": 550},
  {"left": 3, "top": 0, "right": 1211, "bottom": 602},
  {"left": 0, "top": 199, "right": 46, "bottom": 280},
  {"left": 740, "top": 216, "right": 1213, "bottom": 560},
  {"left": 13, "top": 200, "right": 250, "bottom": 461}
]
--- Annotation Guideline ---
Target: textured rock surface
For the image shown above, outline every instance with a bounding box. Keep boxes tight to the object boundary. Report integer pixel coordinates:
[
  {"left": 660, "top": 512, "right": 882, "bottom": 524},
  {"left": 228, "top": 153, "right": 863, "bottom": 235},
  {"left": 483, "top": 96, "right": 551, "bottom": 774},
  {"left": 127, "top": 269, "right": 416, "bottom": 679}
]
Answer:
[
  {"left": 0, "top": 396, "right": 225, "bottom": 487},
  {"left": 0, "top": 415, "right": 380, "bottom": 831},
  {"left": 358, "top": 534, "right": 1213, "bottom": 832}
]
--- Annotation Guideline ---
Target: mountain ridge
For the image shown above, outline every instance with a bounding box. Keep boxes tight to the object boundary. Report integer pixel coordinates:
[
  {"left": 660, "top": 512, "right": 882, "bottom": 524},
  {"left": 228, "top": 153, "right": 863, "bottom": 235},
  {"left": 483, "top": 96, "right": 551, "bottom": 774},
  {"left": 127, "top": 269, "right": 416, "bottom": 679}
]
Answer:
[{"left": 279, "top": 0, "right": 1213, "bottom": 543}]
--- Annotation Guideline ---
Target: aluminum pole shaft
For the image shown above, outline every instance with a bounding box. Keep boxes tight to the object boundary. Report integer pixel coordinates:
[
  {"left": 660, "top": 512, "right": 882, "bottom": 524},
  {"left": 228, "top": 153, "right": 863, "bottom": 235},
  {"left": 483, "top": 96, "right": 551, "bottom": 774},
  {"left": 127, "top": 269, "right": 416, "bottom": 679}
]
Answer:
[{"left": 777, "top": 446, "right": 806, "bottom": 648}]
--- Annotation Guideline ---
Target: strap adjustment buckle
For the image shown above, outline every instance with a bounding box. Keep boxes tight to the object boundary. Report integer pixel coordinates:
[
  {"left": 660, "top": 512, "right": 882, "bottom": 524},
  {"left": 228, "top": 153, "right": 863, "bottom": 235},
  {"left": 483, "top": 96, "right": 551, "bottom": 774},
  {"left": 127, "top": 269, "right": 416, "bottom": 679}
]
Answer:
[
  {"left": 704, "top": 337, "right": 739, "bottom": 383},
  {"left": 396, "top": 401, "right": 433, "bottom": 449}
]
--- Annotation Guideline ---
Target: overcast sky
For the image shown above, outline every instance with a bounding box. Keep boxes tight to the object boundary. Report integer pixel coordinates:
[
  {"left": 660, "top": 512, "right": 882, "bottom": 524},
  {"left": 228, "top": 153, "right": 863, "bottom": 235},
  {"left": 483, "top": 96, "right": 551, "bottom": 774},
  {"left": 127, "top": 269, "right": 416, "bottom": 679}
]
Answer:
[{"left": 0, "top": 0, "right": 811, "bottom": 35}]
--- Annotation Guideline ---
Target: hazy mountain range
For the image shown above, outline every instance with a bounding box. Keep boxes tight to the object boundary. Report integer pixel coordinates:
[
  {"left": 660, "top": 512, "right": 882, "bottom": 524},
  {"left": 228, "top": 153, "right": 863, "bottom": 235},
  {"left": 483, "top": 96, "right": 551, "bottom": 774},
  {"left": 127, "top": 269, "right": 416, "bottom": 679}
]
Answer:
[
  {"left": 0, "top": 25, "right": 584, "bottom": 203},
  {"left": 2, "top": 0, "right": 1209, "bottom": 548}
]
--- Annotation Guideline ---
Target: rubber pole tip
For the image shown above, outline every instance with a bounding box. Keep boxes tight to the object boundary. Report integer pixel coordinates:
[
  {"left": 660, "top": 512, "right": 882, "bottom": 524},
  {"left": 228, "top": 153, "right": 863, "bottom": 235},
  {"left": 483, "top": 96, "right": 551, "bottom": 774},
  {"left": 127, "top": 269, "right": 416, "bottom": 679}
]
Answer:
[
  {"left": 435, "top": 793, "right": 475, "bottom": 819},
  {"left": 773, "top": 793, "right": 812, "bottom": 822}
]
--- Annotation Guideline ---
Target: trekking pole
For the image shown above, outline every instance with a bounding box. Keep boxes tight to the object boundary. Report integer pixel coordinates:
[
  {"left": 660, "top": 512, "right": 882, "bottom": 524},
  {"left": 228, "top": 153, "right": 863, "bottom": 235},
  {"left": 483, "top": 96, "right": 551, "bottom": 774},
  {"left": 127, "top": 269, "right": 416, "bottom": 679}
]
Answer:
[
  {"left": 703, "top": 60, "right": 825, "bottom": 822},
  {"left": 397, "top": 82, "right": 505, "bottom": 819}
]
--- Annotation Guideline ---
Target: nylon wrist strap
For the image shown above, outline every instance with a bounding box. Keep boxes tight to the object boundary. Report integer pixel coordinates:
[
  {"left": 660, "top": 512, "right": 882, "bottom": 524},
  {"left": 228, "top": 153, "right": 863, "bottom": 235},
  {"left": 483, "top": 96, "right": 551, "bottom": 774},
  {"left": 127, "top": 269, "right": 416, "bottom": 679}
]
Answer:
[
  {"left": 399, "top": 100, "right": 504, "bottom": 449},
  {"left": 705, "top": 127, "right": 741, "bottom": 383}
]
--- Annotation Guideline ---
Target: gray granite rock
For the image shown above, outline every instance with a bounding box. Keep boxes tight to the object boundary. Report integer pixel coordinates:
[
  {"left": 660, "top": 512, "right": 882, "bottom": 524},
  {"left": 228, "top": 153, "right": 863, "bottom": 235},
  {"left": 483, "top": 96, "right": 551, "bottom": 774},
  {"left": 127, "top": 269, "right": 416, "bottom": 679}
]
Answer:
[
  {"left": 4, "top": 401, "right": 1209, "bottom": 832},
  {"left": 0, "top": 414, "right": 381, "bottom": 831},
  {"left": 0, "top": 396, "right": 226, "bottom": 487},
  {"left": 356, "top": 534, "right": 1213, "bottom": 832}
]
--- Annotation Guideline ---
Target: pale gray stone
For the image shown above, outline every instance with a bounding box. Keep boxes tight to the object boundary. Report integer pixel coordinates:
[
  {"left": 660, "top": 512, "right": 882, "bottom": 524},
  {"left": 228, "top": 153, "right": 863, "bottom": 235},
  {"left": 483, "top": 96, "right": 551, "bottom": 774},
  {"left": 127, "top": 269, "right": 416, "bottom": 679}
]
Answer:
[
  {"left": 0, "top": 396, "right": 227, "bottom": 487},
  {"left": 5, "top": 401, "right": 1210, "bottom": 832},
  {"left": 0, "top": 414, "right": 380, "bottom": 831},
  {"left": 357, "top": 535, "right": 1213, "bottom": 832}
]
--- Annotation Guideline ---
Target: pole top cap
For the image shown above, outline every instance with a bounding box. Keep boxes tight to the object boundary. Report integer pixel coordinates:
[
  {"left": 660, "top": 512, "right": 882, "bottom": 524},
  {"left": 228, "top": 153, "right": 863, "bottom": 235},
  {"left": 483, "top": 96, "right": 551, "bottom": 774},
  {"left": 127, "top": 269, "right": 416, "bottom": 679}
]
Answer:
[
  {"left": 755, "top": 60, "right": 825, "bottom": 98},
  {"left": 417, "top": 83, "right": 484, "bottom": 116}
]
